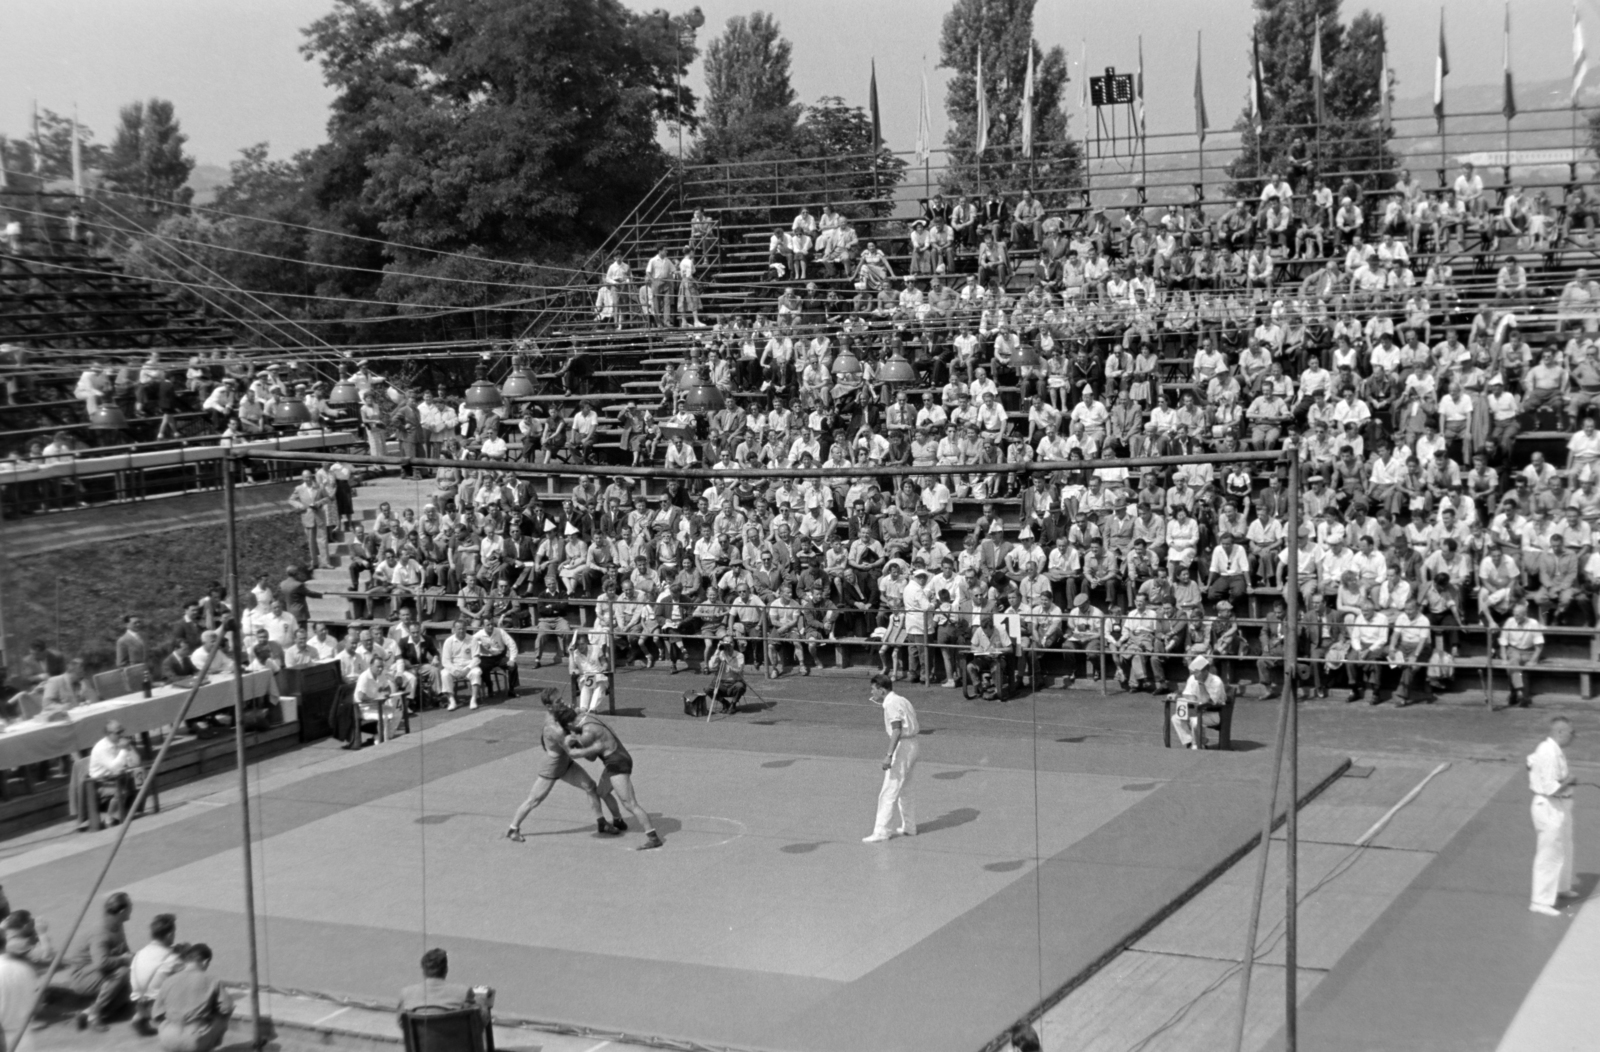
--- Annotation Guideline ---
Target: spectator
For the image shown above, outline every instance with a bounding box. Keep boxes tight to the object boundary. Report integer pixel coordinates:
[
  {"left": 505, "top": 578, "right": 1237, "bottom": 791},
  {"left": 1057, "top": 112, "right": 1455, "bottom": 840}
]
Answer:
[
  {"left": 65, "top": 892, "right": 133, "bottom": 1032},
  {"left": 397, "top": 947, "right": 491, "bottom": 1030},
  {"left": 129, "top": 913, "right": 182, "bottom": 1036},
  {"left": 152, "top": 944, "right": 233, "bottom": 1052}
]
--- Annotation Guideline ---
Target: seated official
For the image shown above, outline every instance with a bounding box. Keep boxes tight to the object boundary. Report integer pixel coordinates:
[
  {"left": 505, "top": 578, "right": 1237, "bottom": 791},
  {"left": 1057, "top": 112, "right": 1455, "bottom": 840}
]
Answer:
[
  {"left": 397, "top": 947, "right": 492, "bottom": 1031},
  {"left": 704, "top": 637, "right": 747, "bottom": 712},
  {"left": 964, "top": 613, "right": 1011, "bottom": 700},
  {"left": 1170, "top": 654, "right": 1229, "bottom": 749},
  {"left": 472, "top": 616, "right": 520, "bottom": 697},
  {"left": 88, "top": 721, "right": 147, "bottom": 823}
]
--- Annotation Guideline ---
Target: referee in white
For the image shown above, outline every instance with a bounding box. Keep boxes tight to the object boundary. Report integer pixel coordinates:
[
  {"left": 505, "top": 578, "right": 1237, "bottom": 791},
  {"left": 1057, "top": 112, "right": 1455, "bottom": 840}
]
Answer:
[
  {"left": 1528, "top": 716, "right": 1578, "bottom": 915},
  {"left": 863, "top": 672, "right": 919, "bottom": 843}
]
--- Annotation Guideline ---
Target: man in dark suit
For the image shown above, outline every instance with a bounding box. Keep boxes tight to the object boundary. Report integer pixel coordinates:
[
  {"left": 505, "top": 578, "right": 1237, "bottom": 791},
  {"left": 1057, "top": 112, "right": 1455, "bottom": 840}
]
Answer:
[{"left": 279, "top": 566, "right": 323, "bottom": 625}]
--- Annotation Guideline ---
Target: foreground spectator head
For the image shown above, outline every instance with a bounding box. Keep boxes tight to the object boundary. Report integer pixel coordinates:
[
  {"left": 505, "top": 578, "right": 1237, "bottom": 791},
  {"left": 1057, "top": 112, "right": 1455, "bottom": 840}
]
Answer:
[{"left": 421, "top": 947, "right": 450, "bottom": 979}]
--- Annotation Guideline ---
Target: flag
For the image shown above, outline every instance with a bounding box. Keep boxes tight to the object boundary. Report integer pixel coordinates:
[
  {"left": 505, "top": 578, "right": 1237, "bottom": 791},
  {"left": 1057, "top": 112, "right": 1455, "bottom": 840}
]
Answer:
[
  {"left": 1248, "top": 26, "right": 1264, "bottom": 131},
  {"left": 1194, "top": 31, "right": 1208, "bottom": 144},
  {"left": 1136, "top": 36, "right": 1147, "bottom": 139},
  {"left": 1575, "top": 0, "right": 1590, "bottom": 108},
  {"left": 976, "top": 47, "right": 990, "bottom": 155},
  {"left": 30, "top": 101, "right": 42, "bottom": 175},
  {"left": 1502, "top": 0, "right": 1517, "bottom": 121},
  {"left": 915, "top": 62, "right": 933, "bottom": 163},
  {"left": 1311, "top": 17, "right": 1324, "bottom": 126},
  {"left": 1434, "top": 8, "right": 1449, "bottom": 128},
  {"left": 1022, "top": 47, "right": 1036, "bottom": 158},
  {"left": 1379, "top": 31, "right": 1392, "bottom": 134},
  {"left": 868, "top": 59, "right": 882, "bottom": 151},
  {"left": 1079, "top": 39, "right": 1088, "bottom": 121},
  {"left": 71, "top": 105, "right": 83, "bottom": 196}
]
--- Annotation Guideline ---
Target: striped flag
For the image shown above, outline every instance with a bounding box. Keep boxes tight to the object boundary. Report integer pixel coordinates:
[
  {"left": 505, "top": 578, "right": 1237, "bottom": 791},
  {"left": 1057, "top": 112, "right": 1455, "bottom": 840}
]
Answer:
[
  {"left": 1249, "top": 26, "right": 1264, "bottom": 131},
  {"left": 975, "top": 47, "right": 990, "bottom": 155},
  {"left": 1311, "top": 18, "right": 1324, "bottom": 126},
  {"left": 1502, "top": 0, "right": 1517, "bottom": 121},
  {"left": 915, "top": 63, "right": 932, "bottom": 163},
  {"left": 1022, "top": 47, "right": 1036, "bottom": 158},
  {"left": 1194, "top": 31, "right": 1208, "bottom": 144},
  {"left": 1434, "top": 8, "right": 1449, "bottom": 128},
  {"left": 1576, "top": 0, "right": 1590, "bottom": 108}
]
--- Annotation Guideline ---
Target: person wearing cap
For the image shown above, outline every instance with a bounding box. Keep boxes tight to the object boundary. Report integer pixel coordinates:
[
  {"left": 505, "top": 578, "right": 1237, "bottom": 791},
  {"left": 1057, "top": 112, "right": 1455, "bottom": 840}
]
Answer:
[{"left": 1171, "top": 654, "right": 1228, "bottom": 749}]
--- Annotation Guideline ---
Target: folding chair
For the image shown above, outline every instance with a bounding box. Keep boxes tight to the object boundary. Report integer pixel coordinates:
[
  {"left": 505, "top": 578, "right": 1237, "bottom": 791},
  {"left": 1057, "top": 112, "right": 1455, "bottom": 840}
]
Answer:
[{"left": 398, "top": 1006, "right": 490, "bottom": 1052}]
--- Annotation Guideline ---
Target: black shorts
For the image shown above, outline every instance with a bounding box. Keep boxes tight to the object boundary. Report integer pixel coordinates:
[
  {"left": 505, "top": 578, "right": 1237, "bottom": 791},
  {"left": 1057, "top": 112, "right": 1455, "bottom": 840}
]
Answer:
[{"left": 602, "top": 753, "right": 634, "bottom": 777}]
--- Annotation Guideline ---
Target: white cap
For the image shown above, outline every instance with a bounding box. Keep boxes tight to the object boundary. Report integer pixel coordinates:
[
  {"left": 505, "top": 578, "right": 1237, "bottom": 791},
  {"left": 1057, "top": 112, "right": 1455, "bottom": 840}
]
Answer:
[{"left": 1189, "top": 655, "right": 1211, "bottom": 672}]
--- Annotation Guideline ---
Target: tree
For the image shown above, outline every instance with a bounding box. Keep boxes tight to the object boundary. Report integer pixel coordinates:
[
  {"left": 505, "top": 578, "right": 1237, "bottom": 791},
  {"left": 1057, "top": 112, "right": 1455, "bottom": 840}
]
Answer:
[
  {"left": 1225, "top": 0, "right": 1396, "bottom": 196},
  {"left": 793, "top": 97, "right": 905, "bottom": 218},
  {"left": 1, "top": 110, "right": 108, "bottom": 190},
  {"left": 300, "top": 0, "right": 697, "bottom": 269},
  {"left": 103, "top": 98, "right": 195, "bottom": 213},
  {"left": 938, "top": 0, "right": 1081, "bottom": 196},
  {"left": 694, "top": 12, "right": 800, "bottom": 164}
]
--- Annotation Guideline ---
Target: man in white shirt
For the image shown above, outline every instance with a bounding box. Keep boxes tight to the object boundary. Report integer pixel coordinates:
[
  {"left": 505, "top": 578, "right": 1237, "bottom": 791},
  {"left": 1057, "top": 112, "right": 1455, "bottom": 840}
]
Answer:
[
  {"left": 88, "top": 720, "right": 145, "bottom": 822},
  {"left": 1498, "top": 599, "right": 1545, "bottom": 708},
  {"left": 353, "top": 652, "right": 404, "bottom": 744},
  {"left": 1206, "top": 532, "right": 1250, "bottom": 606},
  {"left": 473, "top": 616, "right": 519, "bottom": 699},
  {"left": 1526, "top": 717, "right": 1577, "bottom": 915},
  {"left": 863, "top": 673, "right": 920, "bottom": 843},
  {"left": 1345, "top": 599, "right": 1391, "bottom": 704},
  {"left": 439, "top": 620, "right": 481, "bottom": 709},
  {"left": 1171, "top": 655, "right": 1228, "bottom": 749}
]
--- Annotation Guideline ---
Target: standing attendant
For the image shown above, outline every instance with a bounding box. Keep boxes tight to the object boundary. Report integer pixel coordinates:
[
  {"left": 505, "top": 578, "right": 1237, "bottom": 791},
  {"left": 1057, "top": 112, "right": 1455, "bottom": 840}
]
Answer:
[
  {"left": 1527, "top": 717, "right": 1578, "bottom": 915},
  {"left": 863, "top": 673, "right": 920, "bottom": 842},
  {"left": 289, "top": 470, "right": 329, "bottom": 570}
]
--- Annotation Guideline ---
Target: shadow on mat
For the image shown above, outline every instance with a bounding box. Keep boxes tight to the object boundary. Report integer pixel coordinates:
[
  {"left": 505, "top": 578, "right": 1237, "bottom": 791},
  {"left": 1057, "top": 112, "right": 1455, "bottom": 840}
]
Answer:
[
  {"left": 762, "top": 758, "right": 801, "bottom": 768},
  {"left": 781, "top": 842, "right": 823, "bottom": 853},
  {"left": 1226, "top": 739, "right": 1267, "bottom": 752},
  {"left": 931, "top": 769, "right": 973, "bottom": 780},
  {"left": 983, "top": 859, "right": 1029, "bottom": 872},
  {"left": 919, "top": 807, "right": 980, "bottom": 833},
  {"left": 1056, "top": 736, "right": 1089, "bottom": 744},
  {"left": 414, "top": 813, "right": 455, "bottom": 825},
  {"left": 610, "top": 707, "right": 648, "bottom": 718}
]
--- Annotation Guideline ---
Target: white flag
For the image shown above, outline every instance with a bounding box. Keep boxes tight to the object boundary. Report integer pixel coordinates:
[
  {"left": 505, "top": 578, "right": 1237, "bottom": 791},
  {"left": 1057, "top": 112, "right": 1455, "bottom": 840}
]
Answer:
[
  {"left": 1576, "top": 0, "right": 1590, "bottom": 107},
  {"left": 975, "top": 48, "right": 989, "bottom": 156},
  {"left": 915, "top": 64, "right": 933, "bottom": 163},
  {"left": 72, "top": 105, "right": 83, "bottom": 196},
  {"left": 1021, "top": 48, "right": 1035, "bottom": 159}
]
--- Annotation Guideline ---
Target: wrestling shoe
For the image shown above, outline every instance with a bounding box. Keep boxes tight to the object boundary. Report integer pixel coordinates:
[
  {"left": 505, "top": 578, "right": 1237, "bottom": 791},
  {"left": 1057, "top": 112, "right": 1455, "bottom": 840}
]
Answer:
[
  {"left": 609, "top": 818, "right": 627, "bottom": 833},
  {"left": 597, "top": 819, "right": 622, "bottom": 836},
  {"left": 636, "top": 831, "right": 665, "bottom": 850}
]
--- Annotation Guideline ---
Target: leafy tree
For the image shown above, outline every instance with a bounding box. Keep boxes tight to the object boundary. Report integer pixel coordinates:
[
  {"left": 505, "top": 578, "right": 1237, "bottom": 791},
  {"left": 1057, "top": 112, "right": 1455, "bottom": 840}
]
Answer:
[
  {"left": 938, "top": 0, "right": 1081, "bottom": 196},
  {"left": 1225, "top": 0, "right": 1396, "bottom": 196},
  {"left": 300, "top": 0, "right": 697, "bottom": 269},
  {"left": 793, "top": 97, "right": 905, "bottom": 218},
  {"left": 103, "top": 98, "right": 195, "bottom": 213},
  {"left": 694, "top": 12, "right": 800, "bottom": 164}
]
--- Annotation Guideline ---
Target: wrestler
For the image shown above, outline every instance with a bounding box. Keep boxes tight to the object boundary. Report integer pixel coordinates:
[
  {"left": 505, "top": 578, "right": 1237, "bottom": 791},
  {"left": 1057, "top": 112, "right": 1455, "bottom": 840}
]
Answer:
[
  {"left": 504, "top": 690, "right": 624, "bottom": 841},
  {"left": 560, "top": 707, "right": 664, "bottom": 851}
]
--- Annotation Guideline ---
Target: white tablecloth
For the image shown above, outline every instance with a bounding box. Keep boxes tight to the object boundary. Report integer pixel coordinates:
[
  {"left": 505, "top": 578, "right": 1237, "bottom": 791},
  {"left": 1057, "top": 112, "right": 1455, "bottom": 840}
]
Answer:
[{"left": 0, "top": 670, "right": 275, "bottom": 769}]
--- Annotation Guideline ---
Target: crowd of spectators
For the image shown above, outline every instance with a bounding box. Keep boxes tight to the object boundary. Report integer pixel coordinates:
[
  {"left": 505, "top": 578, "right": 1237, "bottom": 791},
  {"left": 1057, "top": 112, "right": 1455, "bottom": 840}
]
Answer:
[{"left": 353, "top": 160, "right": 1600, "bottom": 705}]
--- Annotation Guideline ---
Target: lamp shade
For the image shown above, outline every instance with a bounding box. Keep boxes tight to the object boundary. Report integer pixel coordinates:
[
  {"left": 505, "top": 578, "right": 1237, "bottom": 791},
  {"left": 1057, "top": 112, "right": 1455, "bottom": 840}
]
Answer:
[
  {"left": 327, "top": 380, "right": 361, "bottom": 406},
  {"left": 676, "top": 364, "right": 706, "bottom": 390},
  {"left": 682, "top": 383, "right": 726, "bottom": 414},
  {"left": 878, "top": 353, "right": 917, "bottom": 385},
  {"left": 88, "top": 405, "right": 128, "bottom": 431},
  {"left": 500, "top": 369, "right": 537, "bottom": 400},
  {"left": 270, "top": 396, "right": 311, "bottom": 428},
  {"left": 464, "top": 378, "right": 504, "bottom": 409},
  {"left": 831, "top": 349, "right": 862, "bottom": 377}
]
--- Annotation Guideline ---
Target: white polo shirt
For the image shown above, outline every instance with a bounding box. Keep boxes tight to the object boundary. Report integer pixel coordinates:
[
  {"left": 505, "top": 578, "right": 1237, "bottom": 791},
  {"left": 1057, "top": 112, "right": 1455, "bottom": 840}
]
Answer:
[{"left": 881, "top": 691, "right": 919, "bottom": 738}]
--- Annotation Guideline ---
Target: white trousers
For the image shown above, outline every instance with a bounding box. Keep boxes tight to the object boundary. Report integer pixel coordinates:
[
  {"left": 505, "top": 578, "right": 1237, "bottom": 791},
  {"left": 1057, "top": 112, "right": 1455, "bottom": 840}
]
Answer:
[
  {"left": 1531, "top": 796, "right": 1575, "bottom": 907},
  {"left": 1171, "top": 713, "right": 1205, "bottom": 748},
  {"left": 440, "top": 665, "right": 482, "bottom": 694},
  {"left": 578, "top": 676, "right": 608, "bottom": 713},
  {"left": 872, "top": 739, "right": 919, "bottom": 836}
]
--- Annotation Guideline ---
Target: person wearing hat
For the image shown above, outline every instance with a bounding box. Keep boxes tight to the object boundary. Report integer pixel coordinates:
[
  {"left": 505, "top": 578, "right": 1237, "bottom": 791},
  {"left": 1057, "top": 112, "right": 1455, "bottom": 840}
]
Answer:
[{"left": 1171, "top": 654, "right": 1228, "bottom": 749}]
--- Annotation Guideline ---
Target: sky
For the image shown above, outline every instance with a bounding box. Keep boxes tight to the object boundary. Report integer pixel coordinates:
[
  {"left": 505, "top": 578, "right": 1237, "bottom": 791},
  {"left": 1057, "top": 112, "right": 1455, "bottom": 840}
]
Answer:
[{"left": 0, "top": 0, "right": 1591, "bottom": 170}]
